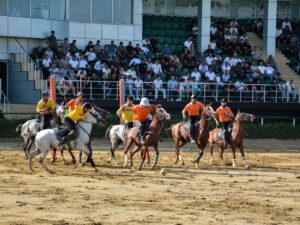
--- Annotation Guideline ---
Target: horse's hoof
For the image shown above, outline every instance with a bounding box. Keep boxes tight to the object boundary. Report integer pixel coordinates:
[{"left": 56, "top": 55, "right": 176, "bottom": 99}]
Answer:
[
  {"left": 115, "top": 161, "right": 119, "bottom": 165},
  {"left": 94, "top": 167, "right": 99, "bottom": 172},
  {"left": 71, "top": 160, "right": 76, "bottom": 165},
  {"left": 195, "top": 163, "right": 199, "bottom": 168},
  {"left": 174, "top": 159, "right": 179, "bottom": 164},
  {"left": 123, "top": 163, "right": 128, "bottom": 168},
  {"left": 150, "top": 165, "right": 156, "bottom": 170},
  {"left": 137, "top": 167, "right": 142, "bottom": 171},
  {"left": 50, "top": 159, "right": 56, "bottom": 164},
  {"left": 181, "top": 161, "right": 185, "bottom": 166},
  {"left": 147, "top": 160, "right": 151, "bottom": 165}
]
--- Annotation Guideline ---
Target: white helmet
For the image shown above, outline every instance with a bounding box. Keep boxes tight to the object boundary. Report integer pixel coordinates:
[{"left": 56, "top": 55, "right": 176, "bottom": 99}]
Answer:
[{"left": 140, "top": 97, "right": 150, "bottom": 106}]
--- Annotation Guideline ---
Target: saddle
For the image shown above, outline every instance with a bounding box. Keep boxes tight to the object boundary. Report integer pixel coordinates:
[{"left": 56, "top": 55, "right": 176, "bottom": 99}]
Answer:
[{"left": 53, "top": 126, "right": 70, "bottom": 142}]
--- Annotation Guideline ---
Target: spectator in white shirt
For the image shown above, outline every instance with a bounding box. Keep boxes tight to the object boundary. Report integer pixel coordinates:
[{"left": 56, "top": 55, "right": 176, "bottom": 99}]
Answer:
[
  {"left": 76, "top": 69, "right": 87, "bottom": 80},
  {"left": 129, "top": 57, "right": 141, "bottom": 66},
  {"left": 205, "top": 68, "right": 216, "bottom": 82},
  {"left": 191, "top": 67, "right": 201, "bottom": 82},
  {"left": 153, "top": 76, "right": 166, "bottom": 100},
  {"left": 198, "top": 61, "right": 209, "bottom": 76},
  {"left": 79, "top": 55, "right": 88, "bottom": 69},
  {"left": 229, "top": 26, "right": 238, "bottom": 35},
  {"left": 151, "top": 60, "right": 163, "bottom": 76},
  {"left": 276, "top": 26, "right": 283, "bottom": 38},
  {"left": 205, "top": 53, "right": 215, "bottom": 66},
  {"left": 85, "top": 48, "right": 96, "bottom": 63},
  {"left": 265, "top": 63, "right": 274, "bottom": 79},
  {"left": 45, "top": 47, "right": 54, "bottom": 60},
  {"left": 286, "top": 80, "right": 297, "bottom": 101},
  {"left": 126, "top": 66, "right": 137, "bottom": 79},
  {"left": 230, "top": 18, "right": 238, "bottom": 28},
  {"left": 210, "top": 24, "right": 217, "bottom": 36},
  {"left": 184, "top": 37, "right": 193, "bottom": 51},
  {"left": 222, "top": 70, "right": 231, "bottom": 83},
  {"left": 141, "top": 44, "right": 149, "bottom": 55},
  {"left": 94, "top": 59, "right": 103, "bottom": 78},
  {"left": 133, "top": 76, "right": 143, "bottom": 100},
  {"left": 277, "top": 80, "right": 287, "bottom": 101},
  {"left": 234, "top": 79, "right": 245, "bottom": 92},
  {"left": 257, "top": 61, "right": 266, "bottom": 75},
  {"left": 69, "top": 55, "right": 79, "bottom": 71},
  {"left": 282, "top": 18, "right": 292, "bottom": 31},
  {"left": 49, "top": 64, "right": 59, "bottom": 78},
  {"left": 222, "top": 61, "right": 231, "bottom": 73},
  {"left": 42, "top": 54, "right": 52, "bottom": 69}
]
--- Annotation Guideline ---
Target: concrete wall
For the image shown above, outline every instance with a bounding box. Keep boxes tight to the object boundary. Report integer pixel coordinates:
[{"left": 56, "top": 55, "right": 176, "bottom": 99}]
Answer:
[{"left": 0, "top": 0, "right": 143, "bottom": 54}]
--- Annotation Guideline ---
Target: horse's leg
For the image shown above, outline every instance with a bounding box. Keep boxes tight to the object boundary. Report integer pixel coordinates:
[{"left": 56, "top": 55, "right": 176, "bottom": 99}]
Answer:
[
  {"left": 178, "top": 141, "right": 186, "bottom": 166},
  {"left": 60, "top": 148, "right": 66, "bottom": 164},
  {"left": 194, "top": 144, "right": 205, "bottom": 168},
  {"left": 51, "top": 149, "right": 57, "bottom": 163},
  {"left": 123, "top": 139, "right": 134, "bottom": 167},
  {"left": 146, "top": 148, "right": 150, "bottom": 165},
  {"left": 108, "top": 137, "right": 120, "bottom": 164},
  {"left": 130, "top": 145, "right": 142, "bottom": 168},
  {"left": 231, "top": 146, "right": 236, "bottom": 167},
  {"left": 27, "top": 137, "right": 35, "bottom": 155},
  {"left": 28, "top": 148, "right": 41, "bottom": 172},
  {"left": 150, "top": 144, "right": 159, "bottom": 170},
  {"left": 38, "top": 149, "right": 53, "bottom": 174},
  {"left": 239, "top": 144, "right": 248, "bottom": 168},
  {"left": 210, "top": 143, "right": 214, "bottom": 165},
  {"left": 138, "top": 146, "right": 147, "bottom": 171},
  {"left": 67, "top": 148, "right": 76, "bottom": 164},
  {"left": 23, "top": 137, "right": 30, "bottom": 160},
  {"left": 219, "top": 146, "right": 226, "bottom": 166},
  {"left": 81, "top": 145, "right": 98, "bottom": 172}
]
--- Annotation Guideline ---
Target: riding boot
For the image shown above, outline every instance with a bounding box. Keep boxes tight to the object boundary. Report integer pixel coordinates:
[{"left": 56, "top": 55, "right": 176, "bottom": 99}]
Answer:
[
  {"left": 223, "top": 130, "right": 229, "bottom": 149},
  {"left": 189, "top": 125, "right": 195, "bottom": 143}
]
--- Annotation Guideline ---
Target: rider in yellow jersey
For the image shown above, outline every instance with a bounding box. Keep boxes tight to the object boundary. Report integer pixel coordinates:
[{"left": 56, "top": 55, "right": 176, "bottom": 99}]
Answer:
[
  {"left": 116, "top": 96, "right": 135, "bottom": 130},
  {"left": 36, "top": 91, "right": 56, "bottom": 129},
  {"left": 59, "top": 101, "right": 92, "bottom": 146}
]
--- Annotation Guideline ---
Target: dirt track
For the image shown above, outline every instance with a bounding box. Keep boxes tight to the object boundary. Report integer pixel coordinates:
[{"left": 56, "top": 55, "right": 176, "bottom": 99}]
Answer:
[{"left": 0, "top": 139, "right": 300, "bottom": 225}]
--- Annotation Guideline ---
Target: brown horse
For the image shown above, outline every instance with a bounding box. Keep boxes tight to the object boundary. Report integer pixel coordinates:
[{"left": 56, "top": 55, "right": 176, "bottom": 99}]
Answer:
[
  {"left": 171, "top": 105, "right": 215, "bottom": 168},
  {"left": 208, "top": 111, "right": 255, "bottom": 168},
  {"left": 123, "top": 105, "right": 171, "bottom": 170}
]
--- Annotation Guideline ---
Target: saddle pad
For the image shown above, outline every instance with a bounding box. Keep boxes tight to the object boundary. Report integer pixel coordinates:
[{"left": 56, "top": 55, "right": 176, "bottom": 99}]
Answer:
[{"left": 54, "top": 127, "right": 69, "bottom": 141}]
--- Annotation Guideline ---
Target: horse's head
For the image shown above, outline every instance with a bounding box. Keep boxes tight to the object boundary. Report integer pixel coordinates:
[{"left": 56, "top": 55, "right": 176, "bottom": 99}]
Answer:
[
  {"left": 56, "top": 102, "right": 66, "bottom": 118},
  {"left": 155, "top": 104, "right": 171, "bottom": 121},
  {"left": 236, "top": 112, "right": 255, "bottom": 124},
  {"left": 85, "top": 109, "right": 106, "bottom": 127},
  {"left": 92, "top": 104, "right": 111, "bottom": 120},
  {"left": 202, "top": 104, "right": 216, "bottom": 121}
]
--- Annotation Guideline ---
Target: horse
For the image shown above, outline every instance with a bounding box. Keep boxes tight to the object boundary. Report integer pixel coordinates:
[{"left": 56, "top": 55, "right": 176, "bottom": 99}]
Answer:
[
  {"left": 208, "top": 111, "right": 255, "bottom": 168},
  {"left": 16, "top": 103, "right": 65, "bottom": 160},
  {"left": 170, "top": 105, "right": 216, "bottom": 168},
  {"left": 123, "top": 105, "right": 171, "bottom": 170},
  {"left": 28, "top": 109, "right": 105, "bottom": 173},
  {"left": 105, "top": 124, "right": 151, "bottom": 165}
]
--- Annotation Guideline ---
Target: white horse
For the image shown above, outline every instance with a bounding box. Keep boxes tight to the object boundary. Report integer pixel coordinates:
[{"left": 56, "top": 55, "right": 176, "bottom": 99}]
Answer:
[
  {"left": 16, "top": 103, "right": 65, "bottom": 159},
  {"left": 28, "top": 109, "right": 103, "bottom": 173},
  {"left": 105, "top": 124, "right": 127, "bottom": 163}
]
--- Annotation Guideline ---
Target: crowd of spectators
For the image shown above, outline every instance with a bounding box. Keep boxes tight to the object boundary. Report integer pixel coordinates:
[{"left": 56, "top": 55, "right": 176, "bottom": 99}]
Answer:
[{"left": 33, "top": 17, "right": 299, "bottom": 102}]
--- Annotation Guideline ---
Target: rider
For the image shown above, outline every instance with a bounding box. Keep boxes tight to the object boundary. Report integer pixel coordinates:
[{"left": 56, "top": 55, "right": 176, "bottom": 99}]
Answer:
[
  {"left": 36, "top": 91, "right": 56, "bottom": 130},
  {"left": 182, "top": 94, "right": 205, "bottom": 143},
  {"left": 59, "top": 101, "right": 92, "bottom": 147},
  {"left": 67, "top": 91, "right": 83, "bottom": 112},
  {"left": 116, "top": 96, "right": 135, "bottom": 130},
  {"left": 216, "top": 98, "right": 234, "bottom": 149},
  {"left": 132, "top": 97, "right": 154, "bottom": 144}
]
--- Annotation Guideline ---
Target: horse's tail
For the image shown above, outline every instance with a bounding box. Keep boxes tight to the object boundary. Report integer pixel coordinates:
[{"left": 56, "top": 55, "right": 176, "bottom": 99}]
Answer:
[
  {"left": 16, "top": 124, "right": 23, "bottom": 133},
  {"left": 105, "top": 125, "right": 113, "bottom": 140}
]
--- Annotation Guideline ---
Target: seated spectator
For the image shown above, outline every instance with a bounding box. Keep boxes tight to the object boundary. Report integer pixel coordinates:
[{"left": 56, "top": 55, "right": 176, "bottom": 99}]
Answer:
[
  {"left": 210, "top": 39, "right": 217, "bottom": 50},
  {"left": 265, "top": 55, "right": 277, "bottom": 71},
  {"left": 141, "top": 43, "right": 150, "bottom": 55},
  {"left": 84, "top": 41, "right": 94, "bottom": 53},
  {"left": 117, "top": 42, "right": 127, "bottom": 60},
  {"left": 258, "top": 61, "right": 266, "bottom": 75},
  {"left": 251, "top": 46, "right": 261, "bottom": 60},
  {"left": 204, "top": 44, "right": 215, "bottom": 57},
  {"left": 94, "top": 59, "right": 103, "bottom": 78},
  {"left": 161, "top": 43, "right": 172, "bottom": 56},
  {"left": 105, "top": 41, "right": 117, "bottom": 59},
  {"left": 205, "top": 53, "right": 215, "bottom": 66},
  {"left": 191, "top": 67, "right": 201, "bottom": 82},
  {"left": 151, "top": 60, "right": 163, "bottom": 76},
  {"left": 282, "top": 18, "right": 292, "bottom": 32},
  {"left": 205, "top": 67, "right": 216, "bottom": 82},
  {"left": 234, "top": 78, "right": 246, "bottom": 97},
  {"left": 230, "top": 18, "right": 238, "bottom": 28},
  {"left": 76, "top": 69, "right": 87, "bottom": 80},
  {"left": 61, "top": 38, "right": 70, "bottom": 54},
  {"left": 69, "top": 55, "right": 79, "bottom": 72},
  {"left": 154, "top": 75, "right": 166, "bottom": 100},
  {"left": 210, "top": 24, "right": 217, "bottom": 37},
  {"left": 133, "top": 76, "right": 143, "bottom": 100},
  {"left": 106, "top": 73, "right": 118, "bottom": 99},
  {"left": 79, "top": 55, "right": 88, "bottom": 69},
  {"left": 138, "top": 58, "right": 148, "bottom": 81},
  {"left": 222, "top": 61, "right": 231, "bottom": 73},
  {"left": 126, "top": 41, "right": 134, "bottom": 56},
  {"left": 184, "top": 37, "right": 194, "bottom": 52},
  {"left": 286, "top": 79, "right": 297, "bottom": 102},
  {"left": 168, "top": 75, "right": 178, "bottom": 100},
  {"left": 49, "top": 64, "right": 59, "bottom": 78},
  {"left": 143, "top": 74, "right": 154, "bottom": 98},
  {"left": 126, "top": 65, "right": 137, "bottom": 79},
  {"left": 45, "top": 47, "right": 54, "bottom": 60},
  {"left": 278, "top": 79, "right": 287, "bottom": 101},
  {"left": 85, "top": 48, "right": 96, "bottom": 64},
  {"left": 198, "top": 61, "right": 209, "bottom": 76},
  {"left": 265, "top": 63, "right": 275, "bottom": 80},
  {"left": 254, "top": 18, "right": 263, "bottom": 34},
  {"left": 222, "top": 70, "right": 231, "bottom": 83},
  {"left": 69, "top": 40, "right": 78, "bottom": 52},
  {"left": 94, "top": 40, "right": 102, "bottom": 54}
]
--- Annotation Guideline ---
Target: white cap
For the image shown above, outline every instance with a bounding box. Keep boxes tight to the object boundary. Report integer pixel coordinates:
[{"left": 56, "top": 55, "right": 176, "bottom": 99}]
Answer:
[{"left": 140, "top": 97, "right": 150, "bottom": 106}]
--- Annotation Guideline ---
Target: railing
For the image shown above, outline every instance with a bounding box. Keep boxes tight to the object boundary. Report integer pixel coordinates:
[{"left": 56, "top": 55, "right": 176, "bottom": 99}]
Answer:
[
  {"left": 0, "top": 79, "right": 15, "bottom": 119},
  {"left": 14, "top": 38, "right": 45, "bottom": 91},
  {"left": 50, "top": 79, "right": 300, "bottom": 104}
]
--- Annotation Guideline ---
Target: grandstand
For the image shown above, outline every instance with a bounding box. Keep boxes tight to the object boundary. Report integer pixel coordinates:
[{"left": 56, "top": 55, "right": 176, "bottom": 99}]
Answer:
[{"left": 0, "top": 0, "right": 300, "bottom": 118}]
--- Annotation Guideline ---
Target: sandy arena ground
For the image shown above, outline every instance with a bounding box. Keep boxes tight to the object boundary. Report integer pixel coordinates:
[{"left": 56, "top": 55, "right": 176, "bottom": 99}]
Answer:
[{"left": 0, "top": 139, "right": 299, "bottom": 225}]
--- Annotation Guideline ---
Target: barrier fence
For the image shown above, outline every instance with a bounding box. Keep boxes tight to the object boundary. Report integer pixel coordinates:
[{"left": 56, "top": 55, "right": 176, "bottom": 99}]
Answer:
[{"left": 47, "top": 79, "right": 300, "bottom": 104}]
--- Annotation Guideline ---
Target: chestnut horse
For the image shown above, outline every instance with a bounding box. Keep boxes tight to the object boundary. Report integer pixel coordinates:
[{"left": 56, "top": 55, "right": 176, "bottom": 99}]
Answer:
[
  {"left": 171, "top": 105, "right": 215, "bottom": 168},
  {"left": 208, "top": 111, "right": 255, "bottom": 168},
  {"left": 123, "top": 105, "right": 171, "bottom": 170}
]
